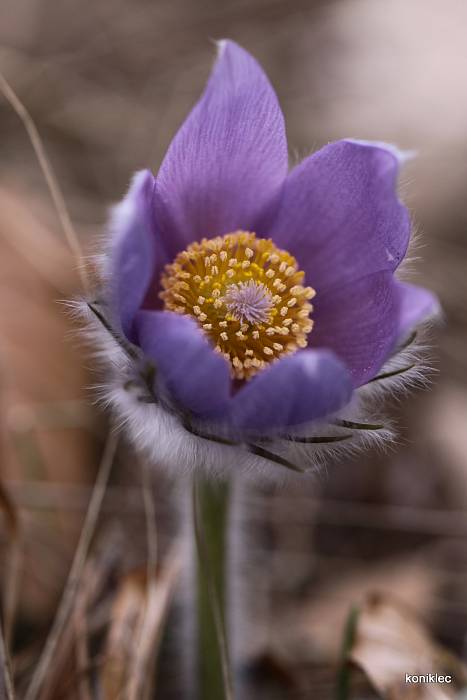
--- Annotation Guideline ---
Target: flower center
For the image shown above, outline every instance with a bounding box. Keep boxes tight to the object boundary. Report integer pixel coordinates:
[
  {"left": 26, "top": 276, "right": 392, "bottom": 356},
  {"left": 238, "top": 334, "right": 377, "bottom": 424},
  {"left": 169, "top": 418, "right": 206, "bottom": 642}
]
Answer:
[
  {"left": 224, "top": 280, "right": 273, "bottom": 325},
  {"left": 159, "top": 231, "right": 315, "bottom": 380}
]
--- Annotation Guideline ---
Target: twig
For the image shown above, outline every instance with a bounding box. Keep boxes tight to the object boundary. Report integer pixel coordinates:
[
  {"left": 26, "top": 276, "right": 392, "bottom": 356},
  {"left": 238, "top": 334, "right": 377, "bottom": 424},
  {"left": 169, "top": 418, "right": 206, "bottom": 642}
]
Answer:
[
  {"left": 24, "top": 429, "right": 119, "bottom": 700},
  {"left": 0, "top": 69, "right": 90, "bottom": 295},
  {"left": 126, "top": 459, "right": 159, "bottom": 700},
  {"left": 192, "top": 478, "right": 234, "bottom": 700}
]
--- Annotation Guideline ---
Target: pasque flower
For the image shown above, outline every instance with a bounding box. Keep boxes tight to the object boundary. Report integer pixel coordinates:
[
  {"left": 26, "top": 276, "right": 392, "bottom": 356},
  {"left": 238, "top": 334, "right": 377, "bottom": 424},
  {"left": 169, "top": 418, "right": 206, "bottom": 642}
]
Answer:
[{"left": 88, "top": 40, "right": 439, "bottom": 478}]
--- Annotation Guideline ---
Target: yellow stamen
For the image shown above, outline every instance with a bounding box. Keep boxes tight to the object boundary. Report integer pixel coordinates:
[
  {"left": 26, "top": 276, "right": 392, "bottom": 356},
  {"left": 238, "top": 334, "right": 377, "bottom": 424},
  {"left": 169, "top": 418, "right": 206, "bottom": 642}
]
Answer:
[{"left": 159, "top": 231, "right": 315, "bottom": 380}]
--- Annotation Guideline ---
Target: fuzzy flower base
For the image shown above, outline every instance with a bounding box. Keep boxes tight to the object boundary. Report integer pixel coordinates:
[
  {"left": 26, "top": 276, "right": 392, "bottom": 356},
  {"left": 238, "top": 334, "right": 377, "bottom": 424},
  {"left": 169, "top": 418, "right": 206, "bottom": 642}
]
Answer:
[
  {"left": 78, "top": 299, "right": 433, "bottom": 482},
  {"left": 79, "top": 40, "right": 440, "bottom": 481}
]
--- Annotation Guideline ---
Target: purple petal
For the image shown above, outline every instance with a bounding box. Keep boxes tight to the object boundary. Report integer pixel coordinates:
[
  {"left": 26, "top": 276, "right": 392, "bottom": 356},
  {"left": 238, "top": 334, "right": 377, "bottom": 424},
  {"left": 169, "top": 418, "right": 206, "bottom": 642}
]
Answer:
[
  {"left": 155, "top": 40, "right": 288, "bottom": 257},
  {"left": 108, "top": 170, "right": 159, "bottom": 340},
  {"left": 396, "top": 281, "right": 441, "bottom": 340},
  {"left": 268, "top": 140, "right": 410, "bottom": 293},
  {"left": 135, "top": 310, "right": 231, "bottom": 418},
  {"left": 311, "top": 271, "right": 399, "bottom": 386},
  {"left": 229, "top": 350, "right": 352, "bottom": 432}
]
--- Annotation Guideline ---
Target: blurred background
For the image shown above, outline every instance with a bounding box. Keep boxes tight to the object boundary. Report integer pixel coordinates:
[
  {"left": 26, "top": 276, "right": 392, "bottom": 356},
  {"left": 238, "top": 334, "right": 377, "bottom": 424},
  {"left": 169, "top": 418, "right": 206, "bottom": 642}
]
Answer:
[{"left": 1, "top": 0, "right": 467, "bottom": 698}]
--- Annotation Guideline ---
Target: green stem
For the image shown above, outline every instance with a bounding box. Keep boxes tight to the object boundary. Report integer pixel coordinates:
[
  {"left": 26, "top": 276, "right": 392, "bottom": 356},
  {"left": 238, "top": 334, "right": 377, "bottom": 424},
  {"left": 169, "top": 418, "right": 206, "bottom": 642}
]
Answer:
[
  {"left": 336, "top": 605, "right": 359, "bottom": 700},
  {"left": 193, "top": 476, "right": 233, "bottom": 700}
]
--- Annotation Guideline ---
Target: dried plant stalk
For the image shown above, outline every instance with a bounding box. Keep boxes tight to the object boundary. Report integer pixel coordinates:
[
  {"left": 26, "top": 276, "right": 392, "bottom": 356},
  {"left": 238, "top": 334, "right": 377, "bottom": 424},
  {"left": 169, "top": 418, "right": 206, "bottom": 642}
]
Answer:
[
  {"left": 0, "top": 69, "right": 89, "bottom": 295},
  {"left": 24, "top": 429, "right": 118, "bottom": 700}
]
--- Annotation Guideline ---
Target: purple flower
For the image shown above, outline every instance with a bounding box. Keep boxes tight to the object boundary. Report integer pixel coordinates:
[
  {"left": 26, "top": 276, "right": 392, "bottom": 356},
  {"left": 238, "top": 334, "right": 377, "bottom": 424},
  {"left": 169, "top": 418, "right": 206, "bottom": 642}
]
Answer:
[{"left": 90, "top": 41, "right": 439, "bottom": 478}]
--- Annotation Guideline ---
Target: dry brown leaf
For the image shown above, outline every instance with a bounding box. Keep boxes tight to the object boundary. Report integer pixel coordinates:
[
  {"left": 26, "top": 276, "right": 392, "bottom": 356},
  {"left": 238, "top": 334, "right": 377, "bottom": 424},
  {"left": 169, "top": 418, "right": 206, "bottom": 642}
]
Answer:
[
  {"left": 101, "top": 543, "right": 182, "bottom": 700},
  {"left": 33, "top": 543, "right": 114, "bottom": 700},
  {"left": 289, "top": 556, "right": 442, "bottom": 664},
  {"left": 349, "top": 594, "right": 467, "bottom": 699},
  {"left": 101, "top": 569, "right": 146, "bottom": 697}
]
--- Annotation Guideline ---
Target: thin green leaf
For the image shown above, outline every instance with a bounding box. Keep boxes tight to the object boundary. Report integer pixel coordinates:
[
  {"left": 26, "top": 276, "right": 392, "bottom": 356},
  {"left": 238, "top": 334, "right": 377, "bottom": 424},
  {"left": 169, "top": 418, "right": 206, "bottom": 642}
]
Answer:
[
  {"left": 335, "top": 419, "right": 385, "bottom": 431},
  {"left": 87, "top": 302, "right": 138, "bottom": 359},
  {"left": 399, "top": 330, "right": 417, "bottom": 351},
  {"left": 336, "top": 605, "right": 360, "bottom": 700},
  {"left": 248, "top": 444, "right": 304, "bottom": 473},
  {"left": 368, "top": 364, "right": 415, "bottom": 384},
  {"left": 284, "top": 434, "right": 353, "bottom": 444},
  {"left": 183, "top": 422, "right": 238, "bottom": 447}
]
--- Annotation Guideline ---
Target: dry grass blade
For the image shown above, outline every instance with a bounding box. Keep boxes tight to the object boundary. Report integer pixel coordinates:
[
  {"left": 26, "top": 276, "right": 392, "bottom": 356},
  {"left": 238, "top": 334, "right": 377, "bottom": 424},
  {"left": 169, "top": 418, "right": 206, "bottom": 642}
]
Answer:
[
  {"left": 101, "top": 458, "right": 158, "bottom": 700},
  {"left": 24, "top": 429, "right": 119, "bottom": 700},
  {"left": 100, "top": 544, "right": 183, "bottom": 700},
  {"left": 126, "top": 461, "right": 163, "bottom": 700},
  {"left": 142, "top": 459, "right": 158, "bottom": 585},
  {"left": 1, "top": 387, "right": 21, "bottom": 650},
  {"left": 0, "top": 70, "right": 90, "bottom": 295},
  {"left": 39, "top": 560, "right": 101, "bottom": 700},
  {"left": 39, "top": 539, "right": 122, "bottom": 700},
  {"left": 101, "top": 569, "right": 147, "bottom": 699},
  {"left": 0, "top": 618, "right": 15, "bottom": 700},
  {"left": 100, "top": 461, "right": 177, "bottom": 700},
  {"left": 127, "top": 544, "right": 183, "bottom": 700},
  {"left": 74, "top": 586, "right": 92, "bottom": 700}
]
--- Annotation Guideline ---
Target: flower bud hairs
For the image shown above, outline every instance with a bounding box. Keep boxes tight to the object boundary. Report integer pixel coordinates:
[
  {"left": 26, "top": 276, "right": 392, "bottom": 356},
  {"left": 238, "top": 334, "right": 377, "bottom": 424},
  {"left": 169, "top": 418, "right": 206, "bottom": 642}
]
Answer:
[{"left": 80, "top": 40, "right": 439, "bottom": 480}]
